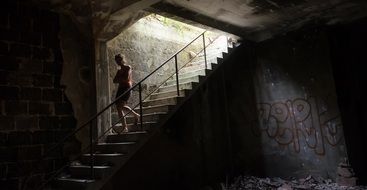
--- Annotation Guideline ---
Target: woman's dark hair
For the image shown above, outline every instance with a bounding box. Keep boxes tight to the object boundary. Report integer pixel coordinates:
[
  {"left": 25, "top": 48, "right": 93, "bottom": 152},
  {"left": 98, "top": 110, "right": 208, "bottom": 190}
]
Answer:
[{"left": 115, "top": 53, "right": 125, "bottom": 61}]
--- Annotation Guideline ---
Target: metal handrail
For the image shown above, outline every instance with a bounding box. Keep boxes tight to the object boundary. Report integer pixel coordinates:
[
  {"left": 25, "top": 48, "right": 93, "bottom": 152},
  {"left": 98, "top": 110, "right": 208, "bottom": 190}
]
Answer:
[
  {"left": 26, "top": 30, "right": 229, "bottom": 189},
  {"left": 96, "top": 33, "right": 223, "bottom": 142},
  {"left": 41, "top": 31, "right": 208, "bottom": 158}
]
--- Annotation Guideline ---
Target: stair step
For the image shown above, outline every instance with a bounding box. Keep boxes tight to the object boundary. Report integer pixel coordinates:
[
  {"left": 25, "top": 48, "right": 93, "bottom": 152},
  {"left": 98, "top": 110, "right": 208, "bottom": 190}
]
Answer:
[
  {"left": 150, "top": 90, "right": 188, "bottom": 100},
  {"left": 69, "top": 165, "right": 111, "bottom": 179},
  {"left": 157, "top": 82, "right": 197, "bottom": 93},
  {"left": 124, "top": 112, "right": 166, "bottom": 123},
  {"left": 81, "top": 153, "right": 126, "bottom": 166},
  {"left": 176, "top": 68, "right": 207, "bottom": 79},
  {"left": 165, "top": 75, "right": 200, "bottom": 86},
  {"left": 106, "top": 131, "right": 148, "bottom": 143},
  {"left": 179, "top": 62, "right": 214, "bottom": 73},
  {"left": 56, "top": 178, "right": 95, "bottom": 189},
  {"left": 135, "top": 104, "right": 173, "bottom": 114},
  {"left": 95, "top": 142, "right": 136, "bottom": 153},
  {"left": 113, "top": 121, "right": 157, "bottom": 133},
  {"left": 142, "top": 96, "right": 182, "bottom": 107}
]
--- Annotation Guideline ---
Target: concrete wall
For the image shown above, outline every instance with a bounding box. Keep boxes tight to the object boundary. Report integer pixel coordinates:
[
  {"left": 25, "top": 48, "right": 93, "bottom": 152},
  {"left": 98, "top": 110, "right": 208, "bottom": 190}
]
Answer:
[
  {"left": 59, "top": 15, "right": 95, "bottom": 150},
  {"left": 0, "top": 1, "right": 79, "bottom": 189},
  {"left": 251, "top": 28, "right": 347, "bottom": 179}
]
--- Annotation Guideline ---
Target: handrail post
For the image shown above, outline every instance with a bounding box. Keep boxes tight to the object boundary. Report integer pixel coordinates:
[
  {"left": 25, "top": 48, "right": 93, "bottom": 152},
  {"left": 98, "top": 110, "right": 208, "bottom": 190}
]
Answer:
[
  {"left": 89, "top": 123, "right": 94, "bottom": 179},
  {"left": 202, "top": 33, "right": 207, "bottom": 70},
  {"left": 174, "top": 55, "right": 180, "bottom": 96},
  {"left": 138, "top": 83, "right": 143, "bottom": 130}
]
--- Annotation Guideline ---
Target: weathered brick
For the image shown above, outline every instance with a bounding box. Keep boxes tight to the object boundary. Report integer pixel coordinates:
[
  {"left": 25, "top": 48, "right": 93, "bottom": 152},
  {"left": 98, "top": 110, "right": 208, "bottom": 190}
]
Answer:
[
  {"left": 29, "top": 102, "right": 51, "bottom": 115},
  {"left": 9, "top": 43, "right": 31, "bottom": 58},
  {"left": 32, "top": 74, "right": 53, "bottom": 87},
  {"left": 6, "top": 162, "right": 18, "bottom": 178},
  {"left": 0, "top": 55, "right": 18, "bottom": 71},
  {"left": 39, "top": 116, "right": 59, "bottom": 130},
  {"left": 54, "top": 130, "right": 71, "bottom": 142},
  {"left": 0, "top": 178, "right": 19, "bottom": 190},
  {"left": 0, "top": 147, "right": 17, "bottom": 162},
  {"left": 54, "top": 103, "right": 73, "bottom": 115},
  {"left": 38, "top": 12, "right": 59, "bottom": 48},
  {"left": 5, "top": 101, "right": 27, "bottom": 115},
  {"left": 0, "top": 164, "right": 6, "bottom": 179},
  {"left": 18, "top": 145, "right": 42, "bottom": 161},
  {"left": 17, "top": 4, "right": 40, "bottom": 24},
  {"left": 20, "top": 31, "right": 42, "bottom": 46},
  {"left": 0, "top": 116, "right": 15, "bottom": 131},
  {"left": 0, "top": 132, "right": 8, "bottom": 146},
  {"left": 62, "top": 138, "right": 81, "bottom": 158},
  {"left": 18, "top": 58, "right": 43, "bottom": 73},
  {"left": 59, "top": 116, "right": 76, "bottom": 129},
  {"left": 32, "top": 130, "right": 55, "bottom": 144},
  {"left": 15, "top": 116, "right": 39, "bottom": 130},
  {"left": 7, "top": 72, "right": 33, "bottom": 86},
  {"left": 0, "top": 86, "right": 19, "bottom": 100},
  {"left": 54, "top": 76, "right": 62, "bottom": 88},
  {"left": 43, "top": 33, "right": 59, "bottom": 49},
  {"left": 0, "top": 100, "right": 3, "bottom": 115},
  {"left": 42, "top": 89, "right": 62, "bottom": 102},
  {"left": 7, "top": 131, "right": 32, "bottom": 145},
  {"left": 54, "top": 158, "right": 67, "bottom": 169},
  {"left": 32, "top": 18, "right": 44, "bottom": 34},
  {"left": 12, "top": 161, "right": 32, "bottom": 177},
  {"left": 9, "top": 14, "right": 32, "bottom": 31},
  {"left": 43, "top": 143, "right": 63, "bottom": 158},
  {"left": 53, "top": 48, "right": 63, "bottom": 62},
  {"left": 0, "top": 1, "right": 17, "bottom": 14},
  {"left": 0, "top": 62, "right": 19, "bottom": 71},
  {"left": 33, "top": 9, "right": 58, "bottom": 33},
  {"left": 0, "top": 71, "right": 9, "bottom": 85},
  {"left": 0, "top": 27, "right": 19, "bottom": 42},
  {"left": 40, "top": 159, "right": 56, "bottom": 173},
  {"left": 20, "top": 87, "right": 42, "bottom": 101},
  {"left": 0, "top": 41, "right": 8, "bottom": 55},
  {"left": 33, "top": 47, "right": 51, "bottom": 60},
  {"left": 23, "top": 174, "right": 43, "bottom": 189},
  {"left": 0, "top": 12, "right": 8, "bottom": 28},
  {"left": 43, "top": 62, "right": 62, "bottom": 75}
]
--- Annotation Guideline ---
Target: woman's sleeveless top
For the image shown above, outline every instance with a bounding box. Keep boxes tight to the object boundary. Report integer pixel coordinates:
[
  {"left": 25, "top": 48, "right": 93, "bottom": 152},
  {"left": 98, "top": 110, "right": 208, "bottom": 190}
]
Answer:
[{"left": 119, "top": 65, "right": 132, "bottom": 87}]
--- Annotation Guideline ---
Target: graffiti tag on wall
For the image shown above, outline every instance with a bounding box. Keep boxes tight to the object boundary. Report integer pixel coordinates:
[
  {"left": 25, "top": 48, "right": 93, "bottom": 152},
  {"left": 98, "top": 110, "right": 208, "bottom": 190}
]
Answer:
[{"left": 253, "top": 97, "right": 343, "bottom": 155}]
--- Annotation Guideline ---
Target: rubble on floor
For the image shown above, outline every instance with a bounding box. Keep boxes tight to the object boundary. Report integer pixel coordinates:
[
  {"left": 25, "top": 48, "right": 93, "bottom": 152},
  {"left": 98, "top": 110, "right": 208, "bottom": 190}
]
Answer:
[{"left": 225, "top": 175, "right": 367, "bottom": 190}]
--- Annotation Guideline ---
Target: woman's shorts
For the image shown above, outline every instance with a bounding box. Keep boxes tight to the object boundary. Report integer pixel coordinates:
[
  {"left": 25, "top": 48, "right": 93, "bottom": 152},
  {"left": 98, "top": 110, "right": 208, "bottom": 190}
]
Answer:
[{"left": 115, "top": 84, "right": 131, "bottom": 104}]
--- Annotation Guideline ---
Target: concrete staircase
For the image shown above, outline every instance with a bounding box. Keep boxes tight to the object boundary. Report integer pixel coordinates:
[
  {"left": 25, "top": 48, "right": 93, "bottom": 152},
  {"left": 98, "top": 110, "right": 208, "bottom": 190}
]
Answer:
[{"left": 53, "top": 37, "right": 234, "bottom": 190}]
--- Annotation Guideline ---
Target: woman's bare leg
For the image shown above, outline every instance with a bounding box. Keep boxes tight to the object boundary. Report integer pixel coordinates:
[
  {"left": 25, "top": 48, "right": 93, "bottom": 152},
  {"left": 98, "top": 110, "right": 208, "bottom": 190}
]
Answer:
[
  {"left": 122, "top": 105, "right": 140, "bottom": 126},
  {"left": 116, "top": 101, "right": 128, "bottom": 132}
]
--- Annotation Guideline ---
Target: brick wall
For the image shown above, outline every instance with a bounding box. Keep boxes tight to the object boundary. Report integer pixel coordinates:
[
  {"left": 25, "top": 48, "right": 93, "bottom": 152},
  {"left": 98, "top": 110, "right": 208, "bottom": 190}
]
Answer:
[{"left": 0, "top": 1, "right": 77, "bottom": 189}]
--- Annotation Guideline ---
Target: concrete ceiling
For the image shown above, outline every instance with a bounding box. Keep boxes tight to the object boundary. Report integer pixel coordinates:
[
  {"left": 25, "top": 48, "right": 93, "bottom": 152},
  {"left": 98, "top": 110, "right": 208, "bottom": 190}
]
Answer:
[
  {"left": 32, "top": 0, "right": 367, "bottom": 41},
  {"left": 152, "top": 0, "right": 367, "bottom": 41}
]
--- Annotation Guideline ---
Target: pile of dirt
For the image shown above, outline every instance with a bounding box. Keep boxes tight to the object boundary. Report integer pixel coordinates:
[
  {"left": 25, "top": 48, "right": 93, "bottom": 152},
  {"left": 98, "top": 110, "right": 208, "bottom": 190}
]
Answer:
[{"left": 225, "top": 175, "right": 367, "bottom": 190}]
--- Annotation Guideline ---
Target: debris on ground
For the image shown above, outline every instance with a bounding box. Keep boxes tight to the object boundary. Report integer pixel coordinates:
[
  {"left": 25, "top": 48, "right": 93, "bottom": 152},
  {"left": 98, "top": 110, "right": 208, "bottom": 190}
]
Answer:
[{"left": 224, "top": 175, "right": 367, "bottom": 190}]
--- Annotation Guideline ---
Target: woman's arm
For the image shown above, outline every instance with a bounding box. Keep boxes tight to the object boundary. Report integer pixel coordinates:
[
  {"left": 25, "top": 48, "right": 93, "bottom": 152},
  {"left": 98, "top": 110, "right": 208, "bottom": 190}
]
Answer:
[{"left": 113, "top": 70, "right": 121, "bottom": 83}]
